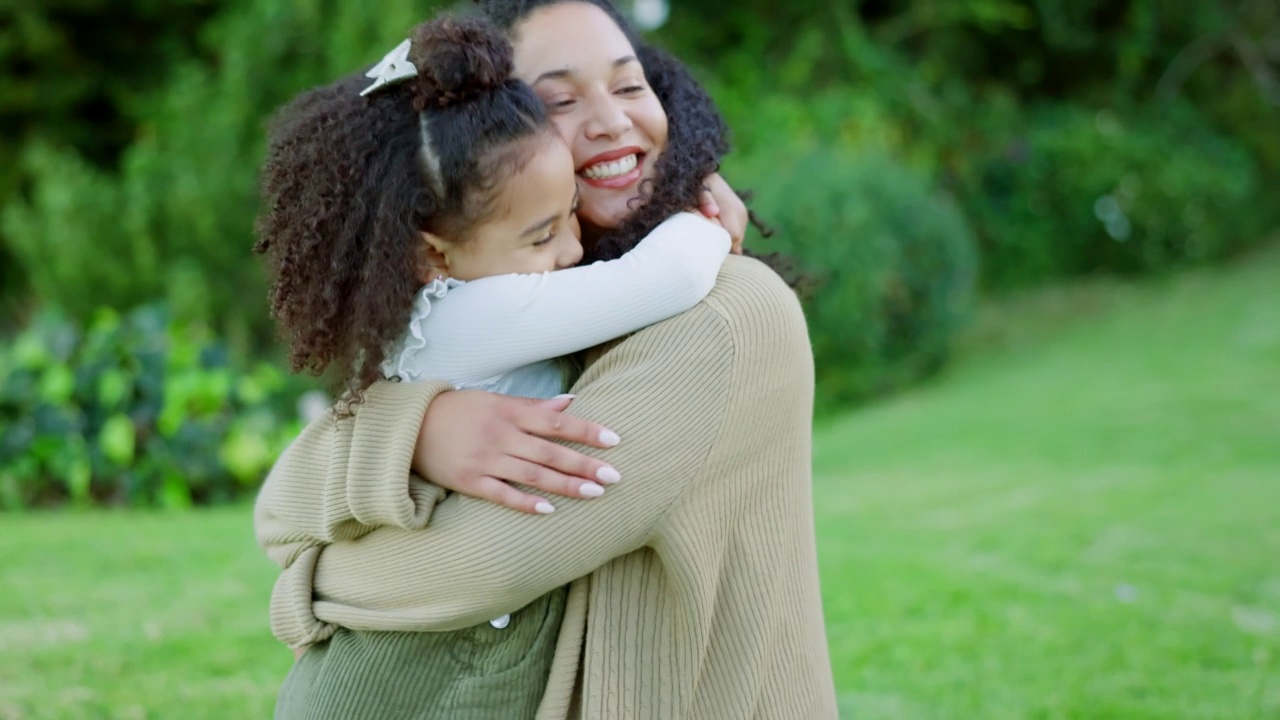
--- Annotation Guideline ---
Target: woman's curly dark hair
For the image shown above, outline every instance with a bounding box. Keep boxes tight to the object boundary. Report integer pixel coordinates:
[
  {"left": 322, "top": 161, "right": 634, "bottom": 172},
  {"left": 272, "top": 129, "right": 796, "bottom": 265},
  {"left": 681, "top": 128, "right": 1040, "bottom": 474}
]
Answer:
[
  {"left": 477, "top": 0, "right": 779, "bottom": 264},
  {"left": 254, "top": 16, "right": 552, "bottom": 406}
]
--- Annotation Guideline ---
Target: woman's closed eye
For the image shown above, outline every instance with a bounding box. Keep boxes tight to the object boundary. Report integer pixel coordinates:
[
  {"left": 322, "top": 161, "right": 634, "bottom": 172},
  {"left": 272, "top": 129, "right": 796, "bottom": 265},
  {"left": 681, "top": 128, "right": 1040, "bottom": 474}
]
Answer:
[{"left": 532, "top": 233, "right": 555, "bottom": 248}]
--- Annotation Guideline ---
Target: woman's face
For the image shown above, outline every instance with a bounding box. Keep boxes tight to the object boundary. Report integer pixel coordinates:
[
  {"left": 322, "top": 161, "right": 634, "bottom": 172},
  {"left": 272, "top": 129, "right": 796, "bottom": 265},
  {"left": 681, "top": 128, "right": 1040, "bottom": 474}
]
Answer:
[{"left": 511, "top": 2, "right": 669, "bottom": 233}]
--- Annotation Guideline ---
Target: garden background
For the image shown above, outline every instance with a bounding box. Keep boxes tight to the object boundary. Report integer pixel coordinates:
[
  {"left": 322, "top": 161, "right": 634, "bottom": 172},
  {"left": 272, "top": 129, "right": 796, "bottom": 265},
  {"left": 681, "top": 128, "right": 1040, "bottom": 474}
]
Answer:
[{"left": 2, "top": 0, "right": 1278, "bottom": 717}]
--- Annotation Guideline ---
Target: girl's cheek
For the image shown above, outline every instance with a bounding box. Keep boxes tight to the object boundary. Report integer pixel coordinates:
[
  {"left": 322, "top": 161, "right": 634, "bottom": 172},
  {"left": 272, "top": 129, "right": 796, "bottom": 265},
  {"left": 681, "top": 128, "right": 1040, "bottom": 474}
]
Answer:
[{"left": 550, "top": 115, "right": 580, "bottom": 148}]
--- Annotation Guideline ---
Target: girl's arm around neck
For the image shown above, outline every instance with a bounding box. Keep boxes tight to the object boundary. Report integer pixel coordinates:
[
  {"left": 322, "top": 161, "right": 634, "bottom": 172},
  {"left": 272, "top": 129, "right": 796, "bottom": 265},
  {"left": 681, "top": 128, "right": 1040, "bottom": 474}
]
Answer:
[{"left": 413, "top": 212, "right": 729, "bottom": 382}]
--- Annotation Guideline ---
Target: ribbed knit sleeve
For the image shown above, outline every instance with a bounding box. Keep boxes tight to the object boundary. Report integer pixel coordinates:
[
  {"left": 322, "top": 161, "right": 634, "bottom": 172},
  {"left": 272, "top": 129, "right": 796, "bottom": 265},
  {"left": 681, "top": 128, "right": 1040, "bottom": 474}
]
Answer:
[
  {"left": 268, "top": 286, "right": 738, "bottom": 638},
  {"left": 253, "top": 379, "right": 452, "bottom": 572}
]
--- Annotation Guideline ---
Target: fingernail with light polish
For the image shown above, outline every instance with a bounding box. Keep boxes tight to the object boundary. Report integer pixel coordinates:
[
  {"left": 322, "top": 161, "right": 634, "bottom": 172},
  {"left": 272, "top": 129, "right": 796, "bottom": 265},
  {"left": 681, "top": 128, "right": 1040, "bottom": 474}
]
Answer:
[
  {"left": 579, "top": 482, "right": 605, "bottom": 498},
  {"left": 599, "top": 430, "right": 620, "bottom": 447},
  {"left": 596, "top": 466, "right": 621, "bottom": 484},
  {"left": 535, "top": 502, "right": 556, "bottom": 514},
  {"left": 552, "top": 393, "right": 576, "bottom": 401}
]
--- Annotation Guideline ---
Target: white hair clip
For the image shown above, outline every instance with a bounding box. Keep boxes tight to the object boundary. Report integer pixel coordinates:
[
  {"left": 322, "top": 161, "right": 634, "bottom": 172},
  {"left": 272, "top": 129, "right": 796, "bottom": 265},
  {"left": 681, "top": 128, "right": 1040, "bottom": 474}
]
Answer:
[{"left": 360, "top": 39, "right": 418, "bottom": 97}]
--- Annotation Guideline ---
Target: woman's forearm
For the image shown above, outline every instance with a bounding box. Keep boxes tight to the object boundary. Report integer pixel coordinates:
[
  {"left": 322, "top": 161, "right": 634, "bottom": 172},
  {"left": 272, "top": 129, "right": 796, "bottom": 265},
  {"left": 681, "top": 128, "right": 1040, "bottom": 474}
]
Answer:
[{"left": 269, "top": 300, "right": 737, "bottom": 642}]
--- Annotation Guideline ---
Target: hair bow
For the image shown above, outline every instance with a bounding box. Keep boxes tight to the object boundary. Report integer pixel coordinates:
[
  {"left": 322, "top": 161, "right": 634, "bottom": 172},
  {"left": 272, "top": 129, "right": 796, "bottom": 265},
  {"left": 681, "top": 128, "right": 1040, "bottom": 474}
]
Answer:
[{"left": 360, "top": 39, "right": 418, "bottom": 97}]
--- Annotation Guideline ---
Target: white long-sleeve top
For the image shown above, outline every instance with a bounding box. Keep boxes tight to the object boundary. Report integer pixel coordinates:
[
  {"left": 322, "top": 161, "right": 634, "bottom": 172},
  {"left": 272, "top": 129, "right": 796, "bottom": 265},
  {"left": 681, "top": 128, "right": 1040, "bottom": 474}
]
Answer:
[{"left": 381, "top": 212, "right": 731, "bottom": 399}]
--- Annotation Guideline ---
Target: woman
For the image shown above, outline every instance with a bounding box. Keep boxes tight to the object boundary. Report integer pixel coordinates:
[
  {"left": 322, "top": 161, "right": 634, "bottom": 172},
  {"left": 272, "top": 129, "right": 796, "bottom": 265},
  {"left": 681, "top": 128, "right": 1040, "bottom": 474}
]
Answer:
[{"left": 255, "top": 1, "right": 837, "bottom": 717}]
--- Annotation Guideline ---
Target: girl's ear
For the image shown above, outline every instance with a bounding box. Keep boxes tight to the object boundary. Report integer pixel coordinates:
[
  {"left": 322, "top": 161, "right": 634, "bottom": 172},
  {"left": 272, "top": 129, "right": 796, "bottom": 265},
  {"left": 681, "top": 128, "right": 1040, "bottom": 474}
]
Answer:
[{"left": 414, "top": 231, "right": 451, "bottom": 284}]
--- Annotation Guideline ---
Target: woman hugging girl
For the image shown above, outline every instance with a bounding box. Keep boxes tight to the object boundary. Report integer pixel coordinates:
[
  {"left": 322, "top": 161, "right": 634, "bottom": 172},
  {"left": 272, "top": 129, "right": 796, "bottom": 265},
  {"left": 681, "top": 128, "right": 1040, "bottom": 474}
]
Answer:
[
  {"left": 254, "top": 12, "right": 731, "bottom": 719},
  {"left": 254, "top": 2, "right": 836, "bottom": 718}
]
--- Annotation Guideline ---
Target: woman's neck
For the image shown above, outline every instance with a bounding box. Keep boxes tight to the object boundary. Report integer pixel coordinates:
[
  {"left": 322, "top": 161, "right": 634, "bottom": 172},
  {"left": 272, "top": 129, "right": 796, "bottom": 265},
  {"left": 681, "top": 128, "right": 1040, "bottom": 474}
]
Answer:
[{"left": 578, "top": 220, "right": 609, "bottom": 261}]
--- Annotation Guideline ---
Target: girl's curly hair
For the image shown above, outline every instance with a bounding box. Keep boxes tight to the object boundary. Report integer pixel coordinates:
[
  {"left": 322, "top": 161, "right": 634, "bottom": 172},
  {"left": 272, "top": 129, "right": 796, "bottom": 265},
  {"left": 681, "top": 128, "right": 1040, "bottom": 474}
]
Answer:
[{"left": 254, "top": 16, "right": 552, "bottom": 405}]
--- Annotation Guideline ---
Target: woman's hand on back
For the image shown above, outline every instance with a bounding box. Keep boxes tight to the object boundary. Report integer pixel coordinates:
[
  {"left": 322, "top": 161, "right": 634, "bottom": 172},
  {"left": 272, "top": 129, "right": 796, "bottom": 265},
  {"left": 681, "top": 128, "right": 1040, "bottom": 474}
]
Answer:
[
  {"left": 414, "top": 390, "right": 622, "bottom": 515},
  {"left": 698, "top": 172, "right": 747, "bottom": 254}
]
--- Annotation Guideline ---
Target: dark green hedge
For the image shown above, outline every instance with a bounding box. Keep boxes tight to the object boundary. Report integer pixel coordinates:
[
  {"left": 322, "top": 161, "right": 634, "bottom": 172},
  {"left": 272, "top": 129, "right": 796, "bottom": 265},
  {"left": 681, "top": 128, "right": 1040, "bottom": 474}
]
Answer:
[{"left": 951, "top": 104, "right": 1264, "bottom": 290}]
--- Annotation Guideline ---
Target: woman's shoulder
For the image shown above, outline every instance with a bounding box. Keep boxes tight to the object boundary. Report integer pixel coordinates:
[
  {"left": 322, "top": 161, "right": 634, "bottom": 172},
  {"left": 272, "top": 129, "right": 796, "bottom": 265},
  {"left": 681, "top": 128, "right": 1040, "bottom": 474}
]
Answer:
[
  {"left": 701, "top": 255, "right": 807, "bottom": 335},
  {"left": 592, "top": 255, "right": 808, "bottom": 370}
]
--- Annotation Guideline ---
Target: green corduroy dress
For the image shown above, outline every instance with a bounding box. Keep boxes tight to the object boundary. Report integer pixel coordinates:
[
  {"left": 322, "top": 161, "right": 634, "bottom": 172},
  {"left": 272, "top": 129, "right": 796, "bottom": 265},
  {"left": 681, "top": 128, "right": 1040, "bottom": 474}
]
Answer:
[{"left": 274, "top": 586, "right": 568, "bottom": 720}]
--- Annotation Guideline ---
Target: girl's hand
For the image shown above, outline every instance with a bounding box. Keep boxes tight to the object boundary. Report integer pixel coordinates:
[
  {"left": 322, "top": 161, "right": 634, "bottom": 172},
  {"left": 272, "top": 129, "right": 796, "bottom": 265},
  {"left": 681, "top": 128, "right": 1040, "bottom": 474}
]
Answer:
[
  {"left": 414, "top": 390, "right": 622, "bottom": 515},
  {"left": 698, "top": 172, "right": 747, "bottom": 254}
]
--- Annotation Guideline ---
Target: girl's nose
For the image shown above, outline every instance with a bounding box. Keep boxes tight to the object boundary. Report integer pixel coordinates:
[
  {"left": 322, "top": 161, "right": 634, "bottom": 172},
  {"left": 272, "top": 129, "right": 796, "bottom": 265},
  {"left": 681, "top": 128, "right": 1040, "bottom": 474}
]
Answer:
[{"left": 558, "top": 239, "right": 584, "bottom": 269}]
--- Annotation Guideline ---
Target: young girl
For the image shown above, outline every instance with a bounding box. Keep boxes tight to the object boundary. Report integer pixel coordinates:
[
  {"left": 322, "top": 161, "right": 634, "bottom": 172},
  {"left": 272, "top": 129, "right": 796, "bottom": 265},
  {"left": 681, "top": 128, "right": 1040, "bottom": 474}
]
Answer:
[{"left": 253, "top": 14, "right": 728, "bottom": 718}]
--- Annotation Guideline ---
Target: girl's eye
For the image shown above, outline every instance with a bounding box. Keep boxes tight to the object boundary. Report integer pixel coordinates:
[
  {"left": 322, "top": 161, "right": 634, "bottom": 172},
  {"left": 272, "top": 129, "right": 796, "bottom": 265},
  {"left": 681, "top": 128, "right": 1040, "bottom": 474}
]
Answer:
[
  {"left": 617, "top": 84, "right": 645, "bottom": 95},
  {"left": 532, "top": 234, "right": 554, "bottom": 248},
  {"left": 546, "top": 96, "right": 575, "bottom": 110}
]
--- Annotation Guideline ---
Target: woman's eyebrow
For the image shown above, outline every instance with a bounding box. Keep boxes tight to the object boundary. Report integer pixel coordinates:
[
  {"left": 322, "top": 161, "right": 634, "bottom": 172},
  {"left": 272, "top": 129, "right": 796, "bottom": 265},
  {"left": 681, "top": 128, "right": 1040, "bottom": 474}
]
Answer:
[
  {"left": 532, "top": 56, "right": 640, "bottom": 86},
  {"left": 532, "top": 68, "right": 573, "bottom": 86}
]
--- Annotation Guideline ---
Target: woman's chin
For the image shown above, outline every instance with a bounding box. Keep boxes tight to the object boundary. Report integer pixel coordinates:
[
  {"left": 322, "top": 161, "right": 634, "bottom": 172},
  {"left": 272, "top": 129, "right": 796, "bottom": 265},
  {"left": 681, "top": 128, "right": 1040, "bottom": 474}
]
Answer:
[{"left": 577, "top": 198, "right": 633, "bottom": 232}]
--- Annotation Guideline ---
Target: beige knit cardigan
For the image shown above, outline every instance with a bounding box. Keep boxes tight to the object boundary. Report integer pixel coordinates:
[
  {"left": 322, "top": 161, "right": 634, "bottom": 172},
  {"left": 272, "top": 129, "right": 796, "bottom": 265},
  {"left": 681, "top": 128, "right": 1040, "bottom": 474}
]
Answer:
[{"left": 255, "top": 255, "right": 838, "bottom": 719}]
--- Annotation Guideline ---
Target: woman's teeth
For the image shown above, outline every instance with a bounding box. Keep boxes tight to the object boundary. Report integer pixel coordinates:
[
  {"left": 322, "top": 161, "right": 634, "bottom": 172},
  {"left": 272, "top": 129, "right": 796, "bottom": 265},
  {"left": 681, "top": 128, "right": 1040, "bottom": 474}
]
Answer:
[{"left": 582, "top": 153, "right": 638, "bottom": 180}]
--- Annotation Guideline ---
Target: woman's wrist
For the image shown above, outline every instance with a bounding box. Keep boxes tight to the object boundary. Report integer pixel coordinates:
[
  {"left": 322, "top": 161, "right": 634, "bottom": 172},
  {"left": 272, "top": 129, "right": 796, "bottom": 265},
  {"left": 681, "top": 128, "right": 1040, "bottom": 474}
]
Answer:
[{"left": 413, "top": 390, "right": 623, "bottom": 515}]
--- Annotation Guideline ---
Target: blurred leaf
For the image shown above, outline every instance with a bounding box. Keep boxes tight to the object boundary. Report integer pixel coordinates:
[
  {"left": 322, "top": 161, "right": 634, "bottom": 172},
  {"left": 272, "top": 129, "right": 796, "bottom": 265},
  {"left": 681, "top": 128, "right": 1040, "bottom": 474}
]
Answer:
[
  {"left": 0, "top": 472, "right": 23, "bottom": 511},
  {"left": 99, "top": 414, "right": 137, "bottom": 466},
  {"left": 13, "top": 332, "right": 50, "bottom": 368},
  {"left": 219, "top": 428, "right": 271, "bottom": 485},
  {"left": 37, "top": 365, "right": 75, "bottom": 405},
  {"left": 46, "top": 435, "right": 92, "bottom": 506},
  {"left": 160, "top": 472, "right": 193, "bottom": 510},
  {"left": 96, "top": 369, "right": 131, "bottom": 409}
]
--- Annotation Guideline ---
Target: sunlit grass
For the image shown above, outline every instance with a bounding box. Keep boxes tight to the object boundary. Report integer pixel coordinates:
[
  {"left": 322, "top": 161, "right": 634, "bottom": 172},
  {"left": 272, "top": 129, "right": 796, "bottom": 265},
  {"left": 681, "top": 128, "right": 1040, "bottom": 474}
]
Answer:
[
  {"left": 1, "top": 510, "right": 288, "bottom": 719},
  {"left": 3, "top": 245, "right": 1278, "bottom": 719},
  {"left": 818, "top": 244, "right": 1280, "bottom": 718}
]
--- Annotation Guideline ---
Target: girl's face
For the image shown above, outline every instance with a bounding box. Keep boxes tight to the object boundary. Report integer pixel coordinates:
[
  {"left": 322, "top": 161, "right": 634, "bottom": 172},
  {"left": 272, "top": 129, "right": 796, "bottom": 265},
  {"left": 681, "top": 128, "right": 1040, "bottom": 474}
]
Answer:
[
  {"left": 511, "top": 2, "right": 669, "bottom": 235},
  {"left": 429, "top": 134, "right": 583, "bottom": 281}
]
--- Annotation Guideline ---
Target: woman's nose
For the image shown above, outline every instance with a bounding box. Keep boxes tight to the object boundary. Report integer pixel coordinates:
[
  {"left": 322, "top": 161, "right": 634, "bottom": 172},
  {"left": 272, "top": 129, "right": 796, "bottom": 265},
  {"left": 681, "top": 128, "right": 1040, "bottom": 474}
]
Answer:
[{"left": 583, "top": 93, "right": 632, "bottom": 140}]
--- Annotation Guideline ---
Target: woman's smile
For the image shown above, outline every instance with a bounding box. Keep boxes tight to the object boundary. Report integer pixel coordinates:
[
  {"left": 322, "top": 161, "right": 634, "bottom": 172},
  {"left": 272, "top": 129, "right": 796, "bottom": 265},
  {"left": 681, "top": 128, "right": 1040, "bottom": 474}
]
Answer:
[
  {"left": 578, "top": 147, "right": 645, "bottom": 188},
  {"left": 513, "top": 1, "right": 670, "bottom": 231}
]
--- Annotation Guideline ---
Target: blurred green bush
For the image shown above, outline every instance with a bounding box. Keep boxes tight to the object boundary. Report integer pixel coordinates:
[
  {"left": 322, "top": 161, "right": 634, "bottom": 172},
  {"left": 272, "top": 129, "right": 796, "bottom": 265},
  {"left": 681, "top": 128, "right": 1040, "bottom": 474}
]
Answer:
[
  {"left": 741, "top": 148, "right": 978, "bottom": 409},
  {"left": 950, "top": 103, "right": 1264, "bottom": 290},
  {"left": 1, "top": 0, "right": 445, "bottom": 347},
  {"left": 672, "top": 0, "right": 1278, "bottom": 293},
  {"left": 0, "top": 305, "right": 305, "bottom": 509}
]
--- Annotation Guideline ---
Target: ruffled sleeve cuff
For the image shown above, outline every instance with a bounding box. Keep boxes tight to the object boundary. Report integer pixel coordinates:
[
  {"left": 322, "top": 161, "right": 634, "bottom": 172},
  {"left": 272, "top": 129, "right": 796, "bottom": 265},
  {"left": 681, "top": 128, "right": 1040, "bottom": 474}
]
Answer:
[{"left": 383, "top": 278, "right": 465, "bottom": 382}]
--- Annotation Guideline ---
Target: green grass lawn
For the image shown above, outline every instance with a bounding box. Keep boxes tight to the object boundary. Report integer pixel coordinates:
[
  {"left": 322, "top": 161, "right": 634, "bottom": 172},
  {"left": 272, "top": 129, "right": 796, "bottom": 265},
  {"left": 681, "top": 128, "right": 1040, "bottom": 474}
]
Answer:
[{"left": 4, "top": 246, "right": 1278, "bottom": 719}]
